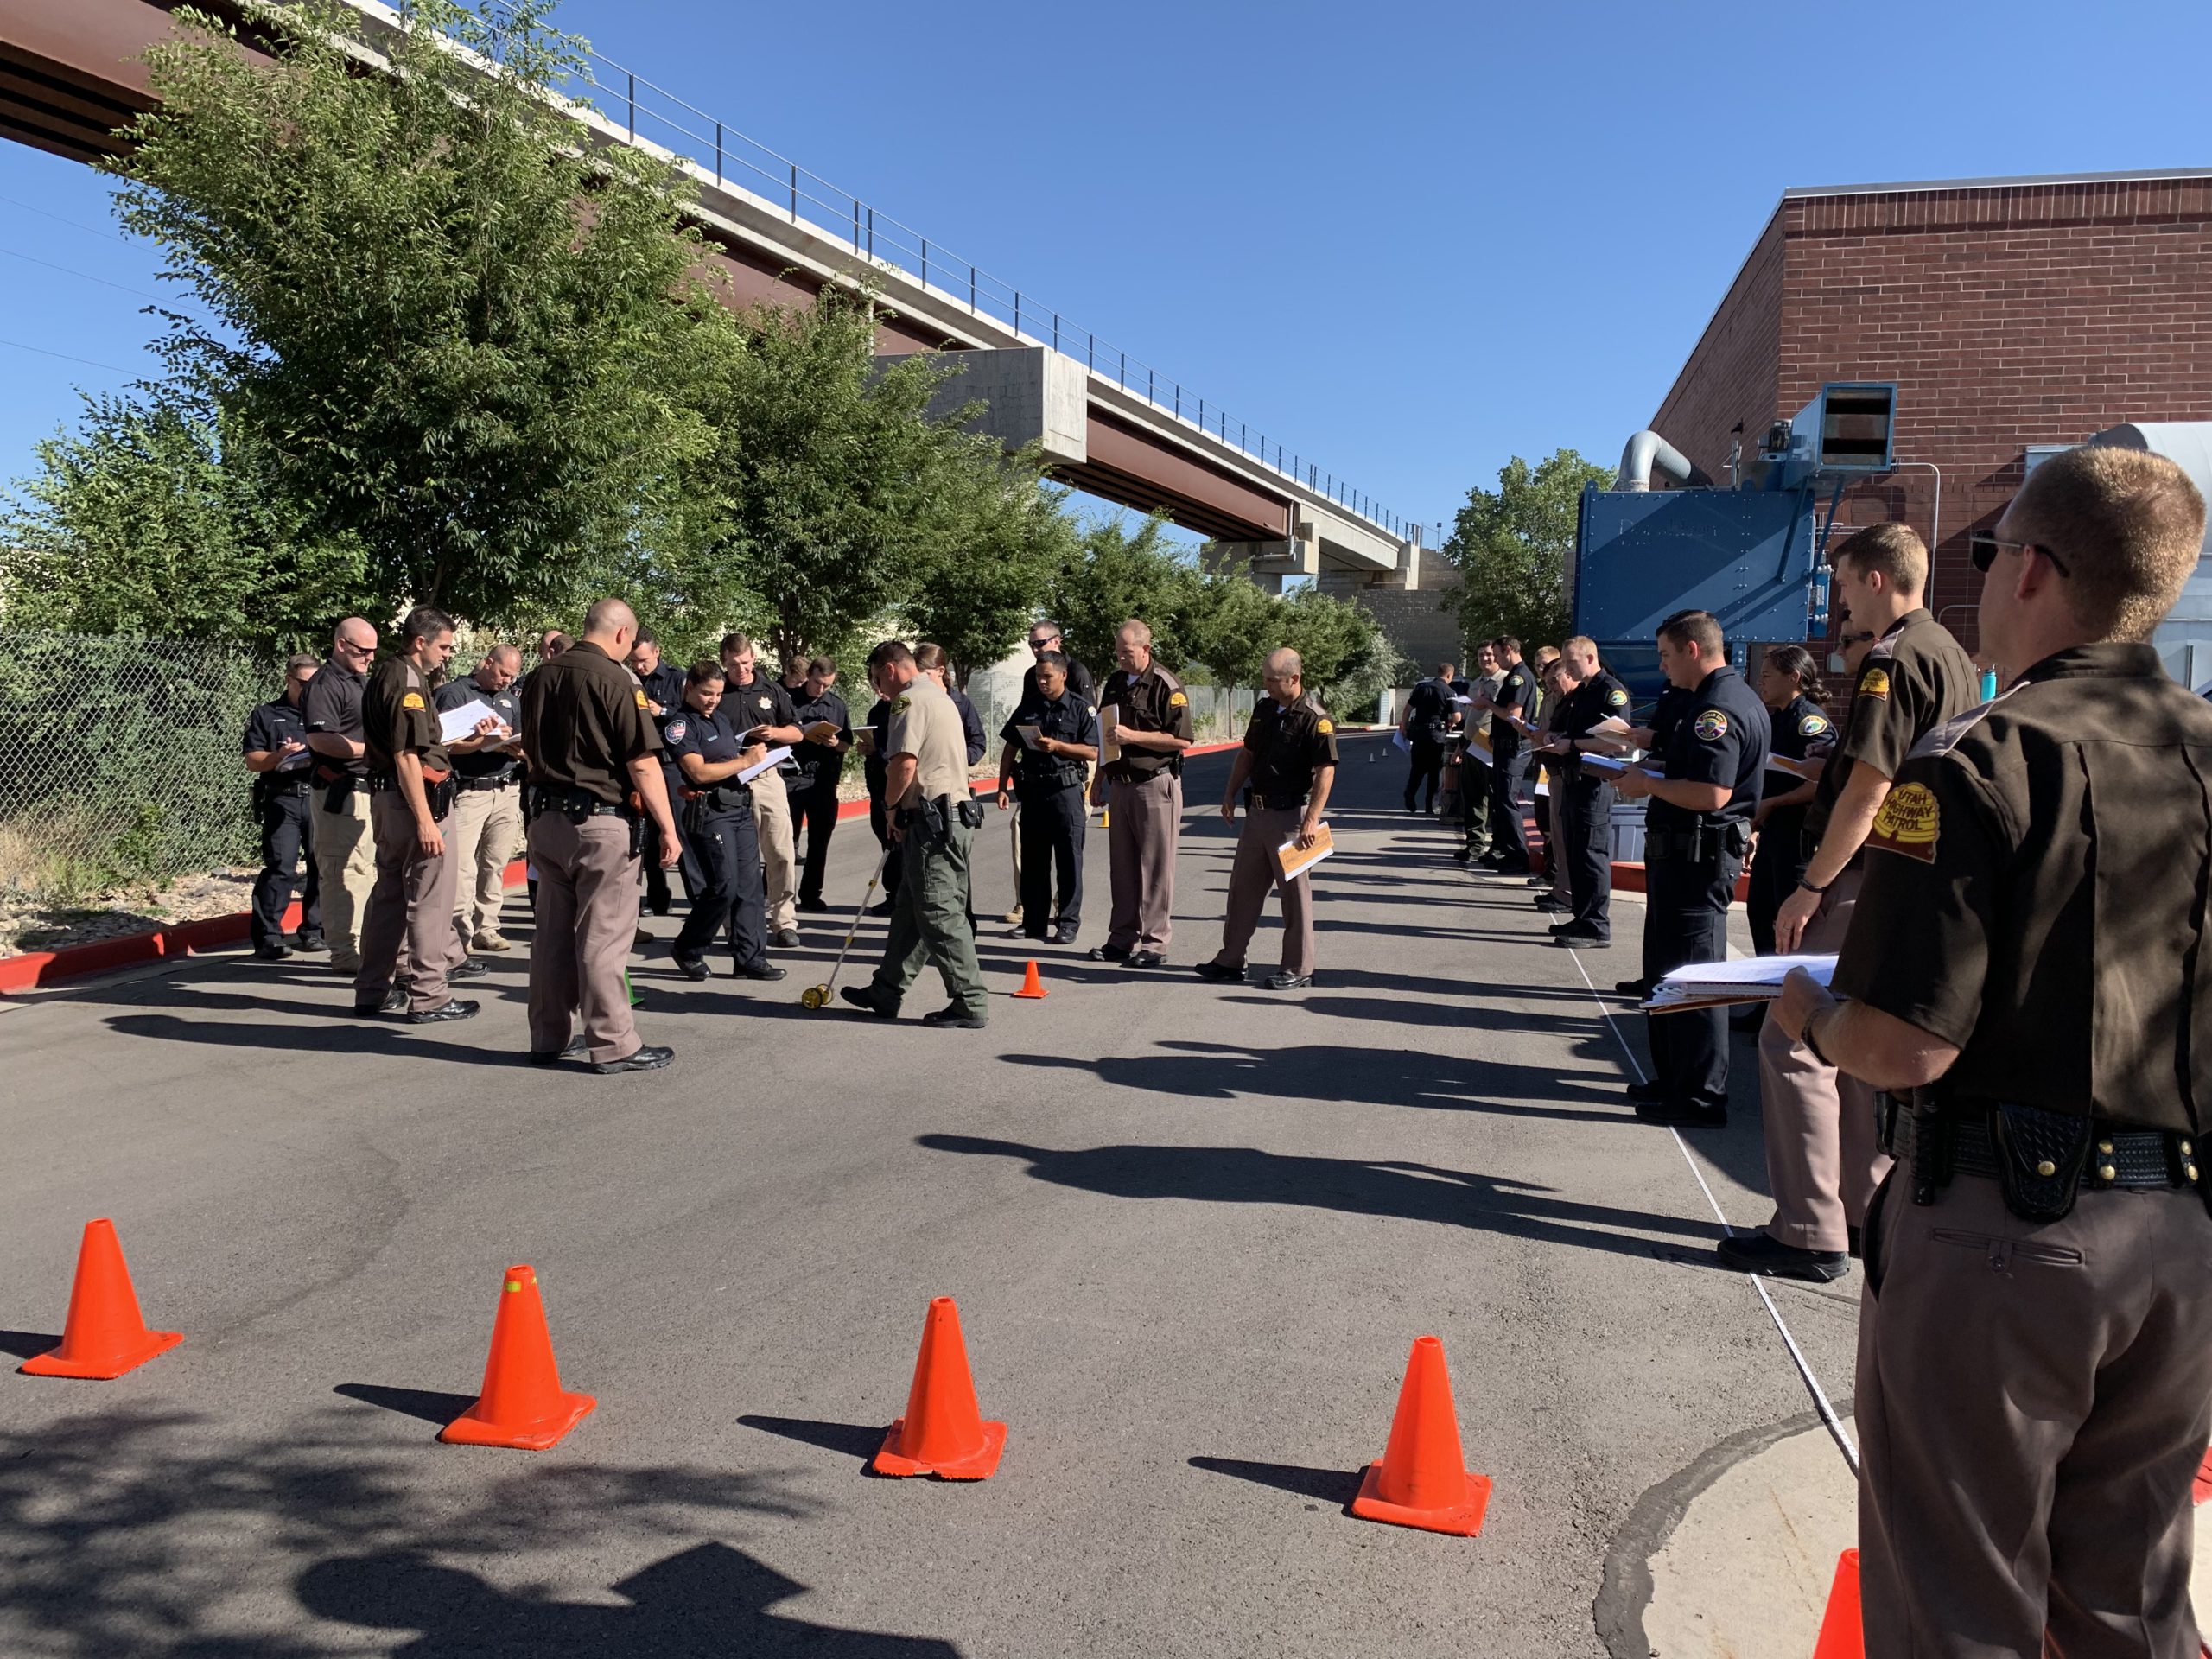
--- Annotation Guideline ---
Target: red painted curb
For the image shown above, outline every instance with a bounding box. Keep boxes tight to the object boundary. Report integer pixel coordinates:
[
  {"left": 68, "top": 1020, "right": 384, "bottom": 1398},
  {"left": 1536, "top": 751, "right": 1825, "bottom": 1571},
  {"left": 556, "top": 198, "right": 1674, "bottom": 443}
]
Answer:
[{"left": 2, "top": 744, "right": 1268, "bottom": 993}]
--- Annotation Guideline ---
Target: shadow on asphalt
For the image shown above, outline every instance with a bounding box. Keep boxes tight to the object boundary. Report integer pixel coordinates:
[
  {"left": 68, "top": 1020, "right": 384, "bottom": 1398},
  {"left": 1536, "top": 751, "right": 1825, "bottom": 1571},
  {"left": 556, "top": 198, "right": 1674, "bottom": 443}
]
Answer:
[
  {"left": 737, "top": 1414, "right": 887, "bottom": 1463},
  {"left": 0, "top": 1329, "right": 61, "bottom": 1358},
  {"left": 1187, "top": 1455, "right": 1361, "bottom": 1507},
  {"left": 333, "top": 1382, "right": 478, "bottom": 1427},
  {"left": 915, "top": 1135, "right": 1716, "bottom": 1258}
]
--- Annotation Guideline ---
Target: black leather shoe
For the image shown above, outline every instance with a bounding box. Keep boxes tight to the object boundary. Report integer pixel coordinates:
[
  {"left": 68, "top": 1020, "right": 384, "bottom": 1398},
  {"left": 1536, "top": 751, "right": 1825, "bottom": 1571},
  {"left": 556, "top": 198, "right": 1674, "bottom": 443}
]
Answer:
[
  {"left": 1127, "top": 950, "right": 1166, "bottom": 969},
  {"left": 1615, "top": 977, "right": 1651, "bottom": 998},
  {"left": 1635, "top": 1098, "right": 1728, "bottom": 1128},
  {"left": 404, "top": 999, "right": 480, "bottom": 1025},
  {"left": 529, "top": 1037, "right": 588, "bottom": 1067},
  {"left": 1716, "top": 1231, "right": 1851, "bottom": 1282},
  {"left": 1535, "top": 895, "right": 1572, "bottom": 912},
  {"left": 1552, "top": 930, "right": 1611, "bottom": 950},
  {"left": 771, "top": 927, "right": 801, "bottom": 949},
  {"left": 868, "top": 899, "right": 896, "bottom": 917},
  {"left": 1052, "top": 924, "right": 1080, "bottom": 945},
  {"left": 737, "top": 963, "right": 787, "bottom": 982},
  {"left": 1847, "top": 1225, "right": 1863, "bottom": 1260},
  {"left": 1088, "top": 942, "right": 1131, "bottom": 962},
  {"left": 840, "top": 986, "right": 896, "bottom": 1018},
  {"left": 254, "top": 943, "right": 292, "bottom": 961},
  {"left": 1450, "top": 846, "right": 1472, "bottom": 864},
  {"left": 1263, "top": 971, "right": 1314, "bottom": 990},
  {"left": 1625, "top": 1080, "right": 1668, "bottom": 1103},
  {"left": 292, "top": 931, "right": 327, "bottom": 952},
  {"left": 1192, "top": 960, "right": 1244, "bottom": 982},
  {"left": 920, "top": 1005, "right": 987, "bottom": 1029},
  {"left": 352, "top": 987, "right": 408, "bottom": 1017},
  {"left": 1491, "top": 863, "right": 1532, "bottom": 878},
  {"left": 450, "top": 957, "right": 491, "bottom": 981},
  {"left": 592, "top": 1043, "right": 674, "bottom": 1074},
  {"left": 672, "top": 954, "right": 709, "bottom": 982},
  {"left": 795, "top": 897, "right": 829, "bottom": 914}
]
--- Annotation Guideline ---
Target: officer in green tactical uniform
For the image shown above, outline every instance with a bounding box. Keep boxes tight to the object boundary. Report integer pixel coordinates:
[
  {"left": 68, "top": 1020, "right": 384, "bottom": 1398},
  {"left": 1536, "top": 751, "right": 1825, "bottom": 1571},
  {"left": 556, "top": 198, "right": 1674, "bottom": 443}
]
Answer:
[{"left": 841, "top": 640, "right": 989, "bottom": 1028}]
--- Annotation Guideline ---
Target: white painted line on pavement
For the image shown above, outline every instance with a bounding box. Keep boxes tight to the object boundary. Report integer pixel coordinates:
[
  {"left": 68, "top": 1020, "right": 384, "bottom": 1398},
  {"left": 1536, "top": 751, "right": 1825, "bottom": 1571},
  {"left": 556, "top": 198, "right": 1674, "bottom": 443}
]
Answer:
[{"left": 1564, "top": 950, "right": 1862, "bottom": 1478}]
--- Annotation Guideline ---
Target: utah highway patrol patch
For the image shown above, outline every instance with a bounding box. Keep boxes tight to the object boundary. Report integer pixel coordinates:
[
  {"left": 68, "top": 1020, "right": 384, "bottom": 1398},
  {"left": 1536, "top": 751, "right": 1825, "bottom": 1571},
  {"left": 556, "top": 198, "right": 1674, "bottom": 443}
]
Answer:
[
  {"left": 1316, "top": 717, "right": 1334, "bottom": 734},
  {"left": 401, "top": 691, "right": 425, "bottom": 710},
  {"left": 1168, "top": 690, "right": 1189, "bottom": 708},
  {"left": 1867, "top": 781, "right": 1940, "bottom": 861},
  {"left": 665, "top": 718, "right": 687, "bottom": 743},
  {"left": 633, "top": 689, "right": 649, "bottom": 709},
  {"left": 1694, "top": 709, "right": 1729, "bottom": 742},
  {"left": 1859, "top": 667, "right": 1891, "bottom": 700},
  {"left": 1799, "top": 712, "right": 1832, "bottom": 737}
]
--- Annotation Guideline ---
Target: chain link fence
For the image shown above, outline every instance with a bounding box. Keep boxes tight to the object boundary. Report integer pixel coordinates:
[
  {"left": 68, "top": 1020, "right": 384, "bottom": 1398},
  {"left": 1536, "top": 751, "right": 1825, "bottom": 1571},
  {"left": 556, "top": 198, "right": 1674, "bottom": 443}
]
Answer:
[{"left": 0, "top": 633, "right": 284, "bottom": 910}]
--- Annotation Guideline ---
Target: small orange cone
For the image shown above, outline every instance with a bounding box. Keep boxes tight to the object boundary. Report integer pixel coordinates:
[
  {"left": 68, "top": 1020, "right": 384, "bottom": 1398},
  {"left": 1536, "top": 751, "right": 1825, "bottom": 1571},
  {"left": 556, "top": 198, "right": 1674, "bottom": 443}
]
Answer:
[
  {"left": 1350, "top": 1335, "right": 1491, "bottom": 1536},
  {"left": 439, "top": 1264, "right": 595, "bottom": 1450},
  {"left": 1013, "top": 959, "right": 1048, "bottom": 999},
  {"left": 1809, "top": 1548, "right": 1863, "bottom": 1658},
  {"left": 20, "top": 1218, "right": 182, "bottom": 1379},
  {"left": 872, "top": 1296, "right": 1006, "bottom": 1479}
]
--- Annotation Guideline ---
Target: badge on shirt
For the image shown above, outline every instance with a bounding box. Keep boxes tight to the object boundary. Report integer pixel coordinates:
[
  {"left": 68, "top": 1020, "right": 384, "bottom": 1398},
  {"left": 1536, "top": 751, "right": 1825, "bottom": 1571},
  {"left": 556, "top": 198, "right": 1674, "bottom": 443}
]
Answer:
[
  {"left": 1168, "top": 690, "right": 1188, "bottom": 708},
  {"left": 1606, "top": 688, "right": 1628, "bottom": 709},
  {"left": 1694, "top": 709, "right": 1728, "bottom": 741},
  {"left": 1317, "top": 717, "right": 1334, "bottom": 734},
  {"left": 757, "top": 696, "right": 772, "bottom": 710},
  {"left": 401, "top": 692, "right": 425, "bottom": 711},
  {"left": 1867, "top": 781, "right": 1940, "bottom": 861},
  {"left": 1859, "top": 667, "right": 1891, "bottom": 700},
  {"left": 632, "top": 689, "right": 649, "bottom": 709},
  {"left": 666, "top": 718, "right": 688, "bottom": 742},
  {"left": 1799, "top": 712, "right": 1831, "bottom": 737}
]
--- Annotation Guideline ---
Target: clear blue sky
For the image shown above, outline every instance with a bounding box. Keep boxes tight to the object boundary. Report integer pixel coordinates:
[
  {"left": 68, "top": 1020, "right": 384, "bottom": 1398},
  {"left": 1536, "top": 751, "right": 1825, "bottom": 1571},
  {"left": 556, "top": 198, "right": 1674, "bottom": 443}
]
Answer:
[{"left": 3, "top": 0, "right": 2209, "bottom": 541}]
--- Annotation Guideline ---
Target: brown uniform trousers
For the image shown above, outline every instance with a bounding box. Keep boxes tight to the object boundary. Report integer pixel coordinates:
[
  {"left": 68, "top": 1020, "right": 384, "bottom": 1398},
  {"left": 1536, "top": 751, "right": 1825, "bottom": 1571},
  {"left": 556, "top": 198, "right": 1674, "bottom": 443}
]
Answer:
[
  {"left": 1106, "top": 771, "right": 1180, "bottom": 952},
  {"left": 1757, "top": 867, "right": 1888, "bottom": 1252},
  {"left": 311, "top": 789, "right": 378, "bottom": 970},
  {"left": 1859, "top": 1164, "right": 2212, "bottom": 1656},
  {"left": 750, "top": 768, "right": 798, "bottom": 934},
  {"left": 355, "top": 791, "right": 461, "bottom": 1013},
  {"left": 527, "top": 810, "right": 643, "bottom": 1065},
  {"left": 1214, "top": 803, "right": 1316, "bottom": 976}
]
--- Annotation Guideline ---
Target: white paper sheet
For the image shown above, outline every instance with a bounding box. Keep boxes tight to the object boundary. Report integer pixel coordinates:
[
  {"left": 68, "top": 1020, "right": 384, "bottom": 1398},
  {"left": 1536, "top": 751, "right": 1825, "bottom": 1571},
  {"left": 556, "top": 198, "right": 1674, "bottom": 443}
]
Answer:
[
  {"left": 436, "top": 698, "right": 504, "bottom": 743},
  {"left": 738, "top": 746, "right": 791, "bottom": 785},
  {"left": 1643, "top": 952, "right": 1838, "bottom": 1010}
]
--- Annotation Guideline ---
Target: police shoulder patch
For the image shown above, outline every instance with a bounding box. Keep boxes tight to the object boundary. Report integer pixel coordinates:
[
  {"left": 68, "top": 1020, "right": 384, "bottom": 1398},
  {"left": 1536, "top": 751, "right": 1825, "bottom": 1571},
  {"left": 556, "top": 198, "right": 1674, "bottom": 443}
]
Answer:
[
  {"left": 665, "top": 717, "right": 687, "bottom": 742},
  {"left": 1693, "top": 709, "right": 1729, "bottom": 742},
  {"left": 1168, "top": 690, "right": 1189, "bottom": 708},
  {"left": 892, "top": 696, "right": 910, "bottom": 713},
  {"left": 1859, "top": 667, "right": 1891, "bottom": 700},
  {"left": 1606, "top": 688, "right": 1628, "bottom": 709},
  {"left": 401, "top": 691, "right": 425, "bottom": 711},
  {"left": 633, "top": 689, "right": 649, "bottom": 709},
  {"left": 1316, "top": 717, "right": 1334, "bottom": 734},
  {"left": 1798, "top": 712, "right": 1831, "bottom": 737},
  {"left": 1866, "top": 780, "right": 1940, "bottom": 862}
]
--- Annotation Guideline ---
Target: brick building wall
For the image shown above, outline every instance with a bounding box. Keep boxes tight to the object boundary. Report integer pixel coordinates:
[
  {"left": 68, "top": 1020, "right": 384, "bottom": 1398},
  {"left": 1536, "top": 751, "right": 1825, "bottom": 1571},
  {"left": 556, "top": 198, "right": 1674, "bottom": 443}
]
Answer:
[{"left": 1648, "top": 171, "right": 2212, "bottom": 654}]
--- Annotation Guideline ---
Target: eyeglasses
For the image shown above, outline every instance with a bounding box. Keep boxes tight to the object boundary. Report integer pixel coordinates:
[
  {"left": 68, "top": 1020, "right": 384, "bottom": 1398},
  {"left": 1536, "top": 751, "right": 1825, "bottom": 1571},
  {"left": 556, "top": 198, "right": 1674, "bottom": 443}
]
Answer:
[
  {"left": 1027, "top": 636, "right": 1057, "bottom": 649},
  {"left": 335, "top": 637, "right": 375, "bottom": 657},
  {"left": 1971, "top": 533, "right": 2071, "bottom": 578}
]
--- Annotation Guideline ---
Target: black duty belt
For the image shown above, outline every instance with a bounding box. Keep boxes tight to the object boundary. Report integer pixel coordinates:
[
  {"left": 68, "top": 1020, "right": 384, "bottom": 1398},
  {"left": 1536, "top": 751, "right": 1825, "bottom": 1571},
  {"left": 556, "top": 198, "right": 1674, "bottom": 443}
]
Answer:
[
  {"left": 1893, "top": 1106, "right": 2198, "bottom": 1191},
  {"left": 525, "top": 784, "right": 627, "bottom": 817},
  {"left": 261, "top": 776, "right": 313, "bottom": 795},
  {"left": 1246, "top": 789, "right": 1308, "bottom": 812},
  {"left": 456, "top": 772, "right": 518, "bottom": 791}
]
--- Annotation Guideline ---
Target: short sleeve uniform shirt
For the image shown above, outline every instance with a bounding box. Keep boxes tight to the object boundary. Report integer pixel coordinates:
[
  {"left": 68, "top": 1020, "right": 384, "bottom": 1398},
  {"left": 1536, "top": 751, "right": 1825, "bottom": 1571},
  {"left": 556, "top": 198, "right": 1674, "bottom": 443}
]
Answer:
[
  {"left": 302, "top": 659, "right": 369, "bottom": 777},
  {"left": 1808, "top": 608, "right": 1980, "bottom": 845},
  {"left": 1244, "top": 697, "right": 1338, "bottom": 804},
  {"left": 1002, "top": 691, "right": 1100, "bottom": 790},
  {"left": 1648, "top": 666, "right": 1768, "bottom": 834},
  {"left": 363, "top": 657, "right": 448, "bottom": 778},
  {"left": 519, "top": 641, "right": 661, "bottom": 804},
  {"left": 885, "top": 675, "right": 971, "bottom": 804},
  {"left": 433, "top": 677, "right": 522, "bottom": 779},
  {"left": 243, "top": 696, "right": 313, "bottom": 776},
  {"left": 1099, "top": 661, "right": 1194, "bottom": 782}
]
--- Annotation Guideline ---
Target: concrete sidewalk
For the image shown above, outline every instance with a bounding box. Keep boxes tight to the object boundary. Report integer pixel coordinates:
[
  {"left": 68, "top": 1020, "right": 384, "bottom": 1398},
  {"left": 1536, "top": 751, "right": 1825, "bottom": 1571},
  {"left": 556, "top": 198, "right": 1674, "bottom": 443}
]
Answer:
[{"left": 1, "top": 734, "right": 1877, "bottom": 1657}]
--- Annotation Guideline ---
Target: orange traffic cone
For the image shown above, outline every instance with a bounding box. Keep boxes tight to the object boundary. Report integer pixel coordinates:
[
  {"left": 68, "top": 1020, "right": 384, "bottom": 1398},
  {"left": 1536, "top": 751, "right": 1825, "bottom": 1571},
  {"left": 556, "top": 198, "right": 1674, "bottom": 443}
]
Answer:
[
  {"left": 1809, "top": 1548, "right": 1863, "bottom": 1658},
  {"left": 20, "top": 1217, "right": 182, "bottom": 1379},
  {"left": 1350, "top": 1335, "right": 1492, "bottom": 1536},
  {"left": 1014, "top": 959, "right": 1048, "bottom": 999},
  {"left": 439, "top": 1264, "right": 595, "bottom": 1450},
  {"left": 872, "top": 1296, "right": 1006, "bottom": 1479}
]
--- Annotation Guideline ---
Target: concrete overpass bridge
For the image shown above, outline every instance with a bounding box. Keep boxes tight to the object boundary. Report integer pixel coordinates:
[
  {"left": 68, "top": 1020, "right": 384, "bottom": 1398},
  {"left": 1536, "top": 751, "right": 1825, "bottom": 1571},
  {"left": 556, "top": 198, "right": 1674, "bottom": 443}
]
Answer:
[{"left": 0, "top": 0, "right": 1428, "bottom": 594}]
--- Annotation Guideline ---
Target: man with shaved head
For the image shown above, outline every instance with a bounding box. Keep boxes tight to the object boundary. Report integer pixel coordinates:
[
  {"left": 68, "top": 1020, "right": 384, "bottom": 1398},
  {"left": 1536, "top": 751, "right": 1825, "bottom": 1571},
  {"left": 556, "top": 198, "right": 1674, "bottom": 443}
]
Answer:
[
  {"left": 1090, "top": 617, "right": 1194, "bottom": 967},
  {"left": 1193, "top": 647, "right": 1337, "bottom": 990},
  {"left": 519, "top": 597, "right": 683, "bottom": 1073},
  {"left": 302, "top": 614, "right": 383, "bottom": 972}
]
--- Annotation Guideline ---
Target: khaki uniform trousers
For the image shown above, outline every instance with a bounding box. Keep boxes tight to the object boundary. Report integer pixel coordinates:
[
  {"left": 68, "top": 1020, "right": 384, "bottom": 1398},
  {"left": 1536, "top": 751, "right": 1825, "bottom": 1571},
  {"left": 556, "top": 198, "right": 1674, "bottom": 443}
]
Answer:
[
  {"left": 527, "top": 810, "right": 643, "bottom": 1065},
  {"left": 1106, "top": 771, "right": 1181, "bottom": 953},
  {"left": 750, "top": 768, "right": 798, "bottom": 934},
  {"left": 1757, "top": 868, "right": 1888, "bottom": 1252},
  {"left": 1213, "top": 803, "right": 1315, "bottom": 977},
  {"left": 355, "top": 791, "right": 461, "bottom": 1013},
  {"left": 310, "top": 787, "right": 377, "bottom": 971},
  {"left": 1858, "top": 1166, "right": 2212, "bottom": 1657},
  {"left": 446, "top": 779, "right": 521, "bottom": 950}
]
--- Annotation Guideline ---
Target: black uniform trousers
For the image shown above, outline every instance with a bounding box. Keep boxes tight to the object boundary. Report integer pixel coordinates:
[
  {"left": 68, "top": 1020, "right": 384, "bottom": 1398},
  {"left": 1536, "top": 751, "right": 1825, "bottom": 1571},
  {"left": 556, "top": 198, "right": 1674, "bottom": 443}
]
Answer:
[
  {"left": 1640, "top": 850, "right": 1741, "bottom": 1109},
  {"left": 1486, "top": 748, "right": 1529, "bottom": 868},
  {"left": 1403, "top": 737, "right": 1444, "bottom": 812},
  {"left": 671, "top": 801, "right": 768, "bottom": 971},
  {"left": 868, "top": 789, "right": 903, "bottom": 901},
  {"left": 251, "top": 784, "right": 321, "bottom": 947},
  {"left": 1560, "top": 774, "right": 1615, "bottom": 939},
  {"left": 642, "top": 817, "right": 676, "bottom": 915},
  {"left": 1016, "top": 780, "right": 1086, "bottom": 935},
  {"left": 1745, "top": 810, "right": 1810, "bottom": 957},
  {"left": 791, "top": 776, "right": 841, "bottom": 905}
]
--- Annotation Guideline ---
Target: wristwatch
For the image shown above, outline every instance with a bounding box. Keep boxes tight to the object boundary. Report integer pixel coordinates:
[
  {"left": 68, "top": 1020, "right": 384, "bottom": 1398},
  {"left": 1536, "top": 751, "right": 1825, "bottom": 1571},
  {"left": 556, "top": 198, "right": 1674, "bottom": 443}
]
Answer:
[{"left": 1802, "top": 1010, "right": 1834, "bottom": 1066}]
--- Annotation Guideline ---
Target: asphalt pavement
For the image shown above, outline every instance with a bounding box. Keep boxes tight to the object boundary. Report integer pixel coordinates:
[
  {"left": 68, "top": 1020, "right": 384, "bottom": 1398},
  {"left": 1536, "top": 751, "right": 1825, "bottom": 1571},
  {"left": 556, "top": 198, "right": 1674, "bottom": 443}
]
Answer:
[{"left": 0, "top": 734, "right": 1867, "bottom": 1657}]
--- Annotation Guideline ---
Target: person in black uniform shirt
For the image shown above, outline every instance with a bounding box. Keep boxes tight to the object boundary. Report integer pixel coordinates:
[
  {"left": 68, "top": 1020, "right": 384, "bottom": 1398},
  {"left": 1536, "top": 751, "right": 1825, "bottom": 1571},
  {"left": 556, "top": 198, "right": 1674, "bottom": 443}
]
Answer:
[
  {"left": 995, "top": 651, "right": 1099, "bottom": 945},
  {"left": 1195, "top": 648, "right": 1338, "bottom": 988},
  {"left": 1540, "top": 636, "right": 1630, "bottom": 949},
  {"left": 1608, "top": 611, "right": 1767, "bottom": 1126},
  {"left": 916, "top": 643, "right": 986, "bottom": 765},
  {"left": 1400, "top": 661, "right": 1459, "bottom": 814},
  {"left": 626, "top": 631, "right": 689, "bottom": 918},
  {"left": 1019, "top": 619, "right": 1097, "bottom": 706},
  {"left": 790, "top": 656, "right": 853, "bottom": 913},
  {"left": 1471, "top": 636, "right": 1535, "bottom": 874},
  {"left": 663, "top": 662, "right": 784, "bottom": 983},
  {"left": 244, "top": 652, "right": 325, "bottom": 959},
  {"left": 1745, "top": 645, "right": 1831, "bottom": 957},
  {"left": 862, "top": 683, "right": 901, "bottom": 915},
  {"left": 1773, "top": 444, "right": 2212, "bottom": 1657},
  {"left": 721, "top": 633, "right": 806, "bottom": 947}
]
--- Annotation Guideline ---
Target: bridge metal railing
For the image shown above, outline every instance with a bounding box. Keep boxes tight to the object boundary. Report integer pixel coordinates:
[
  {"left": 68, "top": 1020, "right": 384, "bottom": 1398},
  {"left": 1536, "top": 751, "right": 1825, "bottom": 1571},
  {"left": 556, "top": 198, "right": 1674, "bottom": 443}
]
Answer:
[{"left": 561, "top": 51, "right": 1409, "bottom": 543}]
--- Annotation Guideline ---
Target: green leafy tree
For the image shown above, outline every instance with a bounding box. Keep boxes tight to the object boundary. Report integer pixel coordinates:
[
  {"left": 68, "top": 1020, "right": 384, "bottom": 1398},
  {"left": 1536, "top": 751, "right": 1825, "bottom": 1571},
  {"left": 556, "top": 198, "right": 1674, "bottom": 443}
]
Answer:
[
  {"left": 901, "top": 455, "right": 1079, "bottom": 684},
  {"left": 1275, "top": 586, "right": 1392, "bottom": 709},
  {"left": 1440, "top": 448, "right": 1610, "bottom": 653},
  {"left": 1179, "top": 554, "right": 1278, "bottom": 691},
  {"left": 1, "top": 394, "right": 368, "bottom": 648},
  {"left": 1043, "top": 513, "right": 1204, "bottom": 676},
  {"left": 111, "top": 0, "right": 712, "bottom": 628}
]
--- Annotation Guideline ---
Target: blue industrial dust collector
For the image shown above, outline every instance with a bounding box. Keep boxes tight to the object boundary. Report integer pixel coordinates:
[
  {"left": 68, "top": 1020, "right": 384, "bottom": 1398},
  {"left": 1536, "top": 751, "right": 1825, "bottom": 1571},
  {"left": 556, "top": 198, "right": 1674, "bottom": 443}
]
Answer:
[{"left": 1572, "top": 383, "right": 1898, "bottom": 696}]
